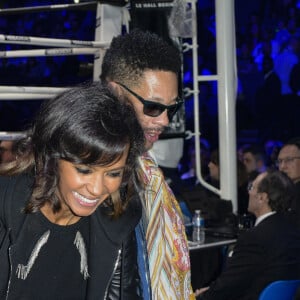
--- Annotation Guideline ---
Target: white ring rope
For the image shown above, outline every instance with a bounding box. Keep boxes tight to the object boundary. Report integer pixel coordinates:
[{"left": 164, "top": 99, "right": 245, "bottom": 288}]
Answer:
[
  {"left": 0, "top": 2, "right": 97, "bottom": 15},
  {"left": 0, "top": 86, "right": 69, "bottom": 100},
  {"left": 0, "top": 6, "right": 102, "bottom": 101},
  {"left": 0, "top": 35, "right": 109, "bottom": 48},
  {"left": 0, "top": 86, "right": 67, "bottom": 94},
  {"left": 0, "top": 131, "right": 27, "bottom": 140},
  {"left": 0, "top": 47, "right": 100, "bottom": 58},
  {"left": 0, "top": 93, "right": 60, "bottom": 100}
]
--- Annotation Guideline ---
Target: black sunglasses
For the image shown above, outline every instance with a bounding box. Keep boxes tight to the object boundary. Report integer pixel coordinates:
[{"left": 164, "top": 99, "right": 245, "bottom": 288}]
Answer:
[{"left": 117, "top": 82, "right": 183, "bottom": 120}]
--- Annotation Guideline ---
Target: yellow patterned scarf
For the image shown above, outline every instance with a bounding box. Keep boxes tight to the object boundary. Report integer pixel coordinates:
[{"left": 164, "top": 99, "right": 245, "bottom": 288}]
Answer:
[{"left": 139, "top": 151, "right": 195, "bottom": 300}]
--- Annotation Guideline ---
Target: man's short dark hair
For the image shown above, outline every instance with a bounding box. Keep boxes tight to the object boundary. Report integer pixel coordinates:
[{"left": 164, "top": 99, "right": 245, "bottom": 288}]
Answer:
[
  {"left": 257, "top": 170, "right": 295, "bottom": 212},
  {"left": 242, "top": 144, "right": 266, "bottom": 162},
  {"left": 284, "top": 137, "right": 300, "bottom": 150},
  {"left": 100, "top": 29, "right": 181, "bottom": 87}
]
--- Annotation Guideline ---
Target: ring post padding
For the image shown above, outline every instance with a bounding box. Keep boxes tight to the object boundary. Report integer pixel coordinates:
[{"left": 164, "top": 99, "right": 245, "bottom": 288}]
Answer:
[{"left": 93, "top": 3, "right": 125, "bottom": 81}]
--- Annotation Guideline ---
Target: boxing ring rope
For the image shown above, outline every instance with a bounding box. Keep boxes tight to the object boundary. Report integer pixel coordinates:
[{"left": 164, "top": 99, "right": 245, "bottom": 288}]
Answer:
[
  {"left": 0, "top": 86, "right": 67, "bottom": 93},
  {"left": 0, "top": 94, "right": 61, "bottom": 100},
  {"left": 0, "top": 47, "right": 100, "bottom": 58},
  {"left": 0, "top": 132, "right": 27, "bottom": 140},
  {"left": 0, "top": 43, "right": 101, "bottom": 100},
  {"left": 0, "top": 1, "right": 126, "bottom": 138},
  {"left": 0, "top": 86, "right": 68, "bottom": 100},
  {"left": 0, "top": 35, "right": 109, "bottom": 48},
  {"left": 0, "top": 2, "right": 97, "bottom": 15}
]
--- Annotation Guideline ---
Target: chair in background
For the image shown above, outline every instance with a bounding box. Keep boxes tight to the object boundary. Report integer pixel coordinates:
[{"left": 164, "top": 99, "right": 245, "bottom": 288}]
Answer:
[{"left": 258, "top": 280, "right": 300, "bottom": 300}]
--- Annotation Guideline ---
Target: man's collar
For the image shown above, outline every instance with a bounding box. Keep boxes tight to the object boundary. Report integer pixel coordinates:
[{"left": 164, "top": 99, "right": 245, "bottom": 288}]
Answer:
[{"left": 255, "top": 211, "right": 276, "bottom": 226}]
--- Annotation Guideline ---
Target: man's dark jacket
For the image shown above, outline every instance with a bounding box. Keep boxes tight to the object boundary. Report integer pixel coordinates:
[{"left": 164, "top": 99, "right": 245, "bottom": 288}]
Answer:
[
  {"left": 288, "top": 181, "right": 300, "bottom": 230},
  {"left": 200, "top": 213, "right": 300, "bottom": 300}
]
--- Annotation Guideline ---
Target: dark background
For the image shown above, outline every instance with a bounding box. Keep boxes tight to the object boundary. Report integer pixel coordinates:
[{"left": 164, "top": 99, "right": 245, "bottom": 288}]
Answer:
[{"left": 1, "top": 0, "right": 300, "bottom": 150}]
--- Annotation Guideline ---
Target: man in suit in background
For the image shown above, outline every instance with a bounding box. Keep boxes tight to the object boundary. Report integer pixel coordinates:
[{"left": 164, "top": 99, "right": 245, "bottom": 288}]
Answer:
[
  {"left": 241, "top": 144, "right": 267, "bottom": 179},
  {"left": 278, "top": 137, "right": 300, "bottom": 230},
  {"left": 196, "top": 170, "right": 300, "bottom": 300}
]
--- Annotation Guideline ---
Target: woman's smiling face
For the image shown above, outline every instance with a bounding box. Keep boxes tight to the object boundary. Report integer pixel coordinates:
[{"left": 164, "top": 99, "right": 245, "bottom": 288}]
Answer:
[{"left": 50, "top": 148, "right": 128, "bottom": 224}]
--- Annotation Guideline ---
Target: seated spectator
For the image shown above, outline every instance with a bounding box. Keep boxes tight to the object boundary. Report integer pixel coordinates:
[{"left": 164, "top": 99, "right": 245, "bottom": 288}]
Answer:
[
  {"left": 195, "top": 170, "right": 300, "bottom": 300},
  {"left": 242, "top": 144, "right": 267, "bottom": 179},
  {"left": 207, "top": 149, "right": 220, "bottom": 187},
  {"left": 206, "top": 149, "right": 250, "bottom": 218},
  {"left": 180, "top": 149, "right": 233, "bottom": 227},
  {"left": 0, "top": 140, "right": 17, "bottom": 163},
  {"left": 181, "top": 137, "right": 211, "bottom": 186},
  {"left": 274, "top": 36, "right": 299, "bottom": 96},
  {"left": 186, "top": 149, "right": 234, "bottom": 292},
  {"left": 277, "top": 137, "right": 300, "bottom": 229},
  {"left": 236, "top": 158, "right": 251, "bottom": 216},
  {"left": 264, "top": 139, "right": 283, "bottom": 168}
]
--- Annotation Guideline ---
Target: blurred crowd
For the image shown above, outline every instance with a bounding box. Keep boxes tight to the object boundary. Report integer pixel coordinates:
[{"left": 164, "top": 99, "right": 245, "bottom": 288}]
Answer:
[
  {"left": 1, "top": 0, "right": 300, "bottom": 146},
  {"left": 184, "top": 0, "right": 300, "bottom": 145}
]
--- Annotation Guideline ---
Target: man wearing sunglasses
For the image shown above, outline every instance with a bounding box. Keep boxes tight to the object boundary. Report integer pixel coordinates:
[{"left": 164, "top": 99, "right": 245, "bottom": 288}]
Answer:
[{"left": 100, "top": 29, "right": 194, "bottom": 300}]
